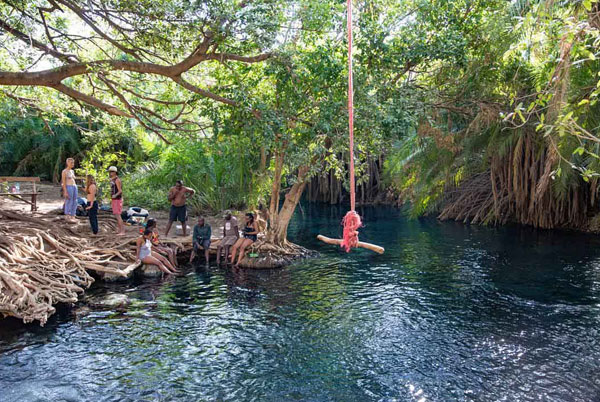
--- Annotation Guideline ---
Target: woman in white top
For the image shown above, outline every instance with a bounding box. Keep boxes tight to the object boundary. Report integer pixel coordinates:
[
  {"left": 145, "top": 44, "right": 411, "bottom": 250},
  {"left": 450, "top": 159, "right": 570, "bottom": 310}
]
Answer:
[
  {"left": 136, "top": 229, "right": 178, "bottom": 275},
  {"left": 61, "top": 158, "right": 78, "bottom": 223}
]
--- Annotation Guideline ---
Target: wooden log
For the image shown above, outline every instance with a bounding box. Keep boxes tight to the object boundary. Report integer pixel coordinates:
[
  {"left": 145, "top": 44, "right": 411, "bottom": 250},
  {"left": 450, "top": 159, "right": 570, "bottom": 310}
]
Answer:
[
  {"left": 0, "top": 177, "right": 40, "bottom": 182},
  {"left": 316, "top": 235, "right": 385, "bottom": 254},
  {"left": 101, "top": 269, "right": 133, "bottom": 282},
  {"left": 122, "top": 261, "right": 142, "bottom": 276}
]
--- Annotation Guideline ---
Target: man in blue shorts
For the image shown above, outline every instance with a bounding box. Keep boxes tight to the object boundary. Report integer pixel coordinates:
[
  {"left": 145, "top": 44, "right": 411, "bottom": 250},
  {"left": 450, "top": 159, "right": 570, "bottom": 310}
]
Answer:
[{"left": 165, "top": 180, "right": 195, "bottom": 237}]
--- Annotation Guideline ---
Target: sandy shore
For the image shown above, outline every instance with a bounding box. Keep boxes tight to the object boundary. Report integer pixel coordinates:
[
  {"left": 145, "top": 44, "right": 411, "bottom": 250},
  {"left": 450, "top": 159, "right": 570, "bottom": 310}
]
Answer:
[{"left": 0, "top": 181, "right": 227, "bottom": 239}]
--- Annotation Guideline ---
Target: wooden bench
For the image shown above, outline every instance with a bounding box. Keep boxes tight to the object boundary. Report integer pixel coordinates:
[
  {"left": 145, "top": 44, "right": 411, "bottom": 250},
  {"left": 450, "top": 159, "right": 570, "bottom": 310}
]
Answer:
[{"left": 0, "top": 177, "right": 41, "bottom": 212}]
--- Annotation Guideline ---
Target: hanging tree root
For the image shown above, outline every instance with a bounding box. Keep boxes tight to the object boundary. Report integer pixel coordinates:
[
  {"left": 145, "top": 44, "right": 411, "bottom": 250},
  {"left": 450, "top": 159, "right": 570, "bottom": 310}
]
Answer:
[
  {"left": 0, "top": 209, "right": 140, "bottom": 325},
  {"left": 438, "top": 132, "right": 594, "bottom": 229}
]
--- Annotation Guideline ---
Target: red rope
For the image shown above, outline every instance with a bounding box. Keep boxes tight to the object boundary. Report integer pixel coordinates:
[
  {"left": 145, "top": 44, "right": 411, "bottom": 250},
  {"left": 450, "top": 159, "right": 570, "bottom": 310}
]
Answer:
[
  {"left": 341, "top": 0, "right": 361, "bottom": 252},
  {"left": 341, "top": 210, "right": 361, "bottom": 252}
]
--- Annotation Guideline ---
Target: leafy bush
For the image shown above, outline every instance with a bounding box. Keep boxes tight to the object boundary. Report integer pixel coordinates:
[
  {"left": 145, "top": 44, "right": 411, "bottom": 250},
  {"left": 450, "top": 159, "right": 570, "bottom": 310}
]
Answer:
[{"left": 124, "top": 137, "right": 268, "bottom": 214}]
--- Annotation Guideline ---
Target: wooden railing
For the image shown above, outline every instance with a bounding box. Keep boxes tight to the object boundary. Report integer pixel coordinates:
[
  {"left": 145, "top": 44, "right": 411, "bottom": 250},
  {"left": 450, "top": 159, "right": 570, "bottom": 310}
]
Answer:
[{"left": 0, "top": 177, "right": 41, "bottom": 212}]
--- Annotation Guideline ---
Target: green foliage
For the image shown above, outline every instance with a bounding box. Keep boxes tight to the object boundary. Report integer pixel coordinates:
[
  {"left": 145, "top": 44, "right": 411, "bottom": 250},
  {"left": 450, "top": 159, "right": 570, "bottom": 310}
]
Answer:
[
  {"left": 123, "top": 137, "right": 268, "bottom": 214},
  {"left": 0, "top": 103, "right": 82, "bottom": 181},
  {"left": 4, "top": 0, "right": 599, "bottom": 227}
]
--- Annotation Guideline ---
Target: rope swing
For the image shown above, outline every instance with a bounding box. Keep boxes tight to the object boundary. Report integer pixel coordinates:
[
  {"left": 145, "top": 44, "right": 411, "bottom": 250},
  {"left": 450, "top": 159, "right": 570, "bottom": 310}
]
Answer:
[{"left": 317, "top": 0, "right": 385, "bottom": 255}]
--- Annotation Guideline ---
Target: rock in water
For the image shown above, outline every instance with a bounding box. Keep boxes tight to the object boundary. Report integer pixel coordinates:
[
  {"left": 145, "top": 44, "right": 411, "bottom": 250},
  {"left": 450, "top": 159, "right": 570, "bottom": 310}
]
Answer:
[
  {"left": 73, "top": 306, "right": 91, "bottom": 319},
  {"left": 87, "top": 293, "right": 130, "bottom": 309},
  {"left": 141, "top": 264, "right": 163, "bottom": 277}
]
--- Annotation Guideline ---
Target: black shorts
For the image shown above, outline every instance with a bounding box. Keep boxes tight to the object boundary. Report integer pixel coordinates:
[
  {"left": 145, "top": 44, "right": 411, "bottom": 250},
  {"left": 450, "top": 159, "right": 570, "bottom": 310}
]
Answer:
[
  {"left": 169, "top": 205, "right": 187, "bottom": 222},
  {"left": 194, "top": 239, "right": 211, "bottom": 251}
]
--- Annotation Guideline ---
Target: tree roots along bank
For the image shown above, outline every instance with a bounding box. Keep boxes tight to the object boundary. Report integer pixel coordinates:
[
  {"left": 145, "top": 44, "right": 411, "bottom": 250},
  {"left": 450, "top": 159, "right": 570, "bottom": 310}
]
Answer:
[
  {"left": 0, "top": 209, "right": 314, "bottom": 325},
  {"left": 439, "top": 133, "right": 597, "bottom": 230}
]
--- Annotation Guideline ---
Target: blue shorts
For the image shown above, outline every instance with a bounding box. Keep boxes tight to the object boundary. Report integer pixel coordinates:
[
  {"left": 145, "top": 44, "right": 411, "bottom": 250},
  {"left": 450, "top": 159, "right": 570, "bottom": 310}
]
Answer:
[
  {"left": 169, "top": 205, "right": 187, "bottom": 222},
  {"left": 194, "top": 239, "right": 211, "bottom": 251}
]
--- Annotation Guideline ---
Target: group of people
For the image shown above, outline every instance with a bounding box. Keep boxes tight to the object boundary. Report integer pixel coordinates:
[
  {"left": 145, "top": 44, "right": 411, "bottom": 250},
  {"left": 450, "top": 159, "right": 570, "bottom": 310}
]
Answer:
[
  {"left": 61, "top": 159, "right": 261, "bottom": 273},
  {"left": 186, "top": 211, "right": 259, "bottom": 267},
  {"left": 61, "top": 160, "right": 124, "bottom": 236}
]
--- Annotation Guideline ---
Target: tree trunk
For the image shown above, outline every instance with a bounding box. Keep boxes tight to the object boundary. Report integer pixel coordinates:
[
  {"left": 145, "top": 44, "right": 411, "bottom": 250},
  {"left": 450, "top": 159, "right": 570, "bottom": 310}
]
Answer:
[
  {"left": 269, "top": 147, "right": 285, "bottom": 225},
  {"left": 260, "top": 146, "right": 268, "bottom": 172},
  {"left": 266, "top": 165, "right": 309, "bottom": 246}
]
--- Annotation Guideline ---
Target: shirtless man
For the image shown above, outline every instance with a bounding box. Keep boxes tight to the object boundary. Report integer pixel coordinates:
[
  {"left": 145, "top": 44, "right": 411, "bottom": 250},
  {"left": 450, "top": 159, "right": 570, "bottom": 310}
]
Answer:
[
  {"left": 165, "top": 180, "right": 195, "bottom": 237},
  {"left": 61, "top": 158, "right": 78, "bottom": 223}
]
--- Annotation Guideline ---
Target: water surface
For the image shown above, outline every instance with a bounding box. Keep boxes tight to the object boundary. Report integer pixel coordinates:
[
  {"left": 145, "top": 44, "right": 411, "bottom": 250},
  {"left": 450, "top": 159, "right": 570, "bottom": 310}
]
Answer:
[{"left": 2, "top": 205, "right": 600, "bottom": 401}]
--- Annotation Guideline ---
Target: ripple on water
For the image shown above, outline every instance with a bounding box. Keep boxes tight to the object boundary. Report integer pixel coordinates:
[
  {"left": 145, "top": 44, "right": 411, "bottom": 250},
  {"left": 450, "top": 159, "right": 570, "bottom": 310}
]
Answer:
[{"left": 2, "top": 207, "right": 600, "bottom": 401}]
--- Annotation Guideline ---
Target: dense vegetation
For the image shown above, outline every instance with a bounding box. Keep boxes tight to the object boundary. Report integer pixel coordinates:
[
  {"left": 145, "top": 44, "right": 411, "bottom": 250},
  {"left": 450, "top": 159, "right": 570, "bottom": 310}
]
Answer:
[{"left": 1, "top": 0, "right": 600, "bottom": 241}]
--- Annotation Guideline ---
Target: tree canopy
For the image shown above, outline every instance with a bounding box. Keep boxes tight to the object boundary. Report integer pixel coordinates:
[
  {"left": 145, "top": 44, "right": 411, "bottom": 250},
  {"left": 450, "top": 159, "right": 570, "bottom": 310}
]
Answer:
[{"left": 2, "top": 0, "right": 600, "bottom": 238}]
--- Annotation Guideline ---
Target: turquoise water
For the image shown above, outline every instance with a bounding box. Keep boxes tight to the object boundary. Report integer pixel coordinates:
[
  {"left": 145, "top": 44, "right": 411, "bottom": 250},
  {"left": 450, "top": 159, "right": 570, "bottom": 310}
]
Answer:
[{"left": 2, "top": 204, "right": 600, "bottom": 401}]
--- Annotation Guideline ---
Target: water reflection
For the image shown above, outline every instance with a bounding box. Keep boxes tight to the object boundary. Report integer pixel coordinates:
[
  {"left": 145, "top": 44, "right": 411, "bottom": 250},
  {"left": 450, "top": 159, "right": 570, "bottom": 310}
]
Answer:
[{"left": 2, "top": 205, "right": 600, "bottom": 401}]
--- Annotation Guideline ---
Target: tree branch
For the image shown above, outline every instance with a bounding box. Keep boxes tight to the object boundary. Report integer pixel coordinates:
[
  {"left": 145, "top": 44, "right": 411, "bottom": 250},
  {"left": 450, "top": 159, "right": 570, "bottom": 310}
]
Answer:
[
  {"left": 172, "top": 76, "right": 239, "bottom": 107},
  {"left": 52, "top": 83, "right": 131, "bottom": 117},
  {"left": 0, "top": 19, "right": 77, "bottom": 62},
  {"left": 53, "top": 0, "right": 141, "bottom": 60}
]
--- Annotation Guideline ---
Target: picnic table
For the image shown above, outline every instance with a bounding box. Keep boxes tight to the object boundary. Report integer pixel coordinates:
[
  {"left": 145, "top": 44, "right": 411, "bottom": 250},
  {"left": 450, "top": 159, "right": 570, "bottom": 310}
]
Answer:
[{"left": 0, "top": 177, "right": 41, "bottom": 212}]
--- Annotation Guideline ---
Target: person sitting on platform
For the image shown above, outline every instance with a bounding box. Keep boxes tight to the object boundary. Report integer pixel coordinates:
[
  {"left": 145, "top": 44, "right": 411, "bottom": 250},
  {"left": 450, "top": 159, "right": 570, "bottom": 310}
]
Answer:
[
  {"left": 190, "top": 217, "right": 211, "bottom": 264},
  {"left": 165, "top": 180, "right": 195, "bottom": 237},
  {"left": 216, "top": 210, "right": 239, "bottom": 265},
  {"left": 136, "top": 229, "right": 177, "bottom": 275},
  {"left": 144, "top": 218, "right": 178, "bottom": 268},
  {"left": 229, "top": 212, "right": 259, "bottom": 267}
]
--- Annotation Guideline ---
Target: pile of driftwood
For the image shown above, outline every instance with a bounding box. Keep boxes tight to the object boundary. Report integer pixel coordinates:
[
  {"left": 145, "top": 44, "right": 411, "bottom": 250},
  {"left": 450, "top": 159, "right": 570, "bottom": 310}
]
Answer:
[{"left": 0, "top": 210, "right": 138, "bottom": 325}]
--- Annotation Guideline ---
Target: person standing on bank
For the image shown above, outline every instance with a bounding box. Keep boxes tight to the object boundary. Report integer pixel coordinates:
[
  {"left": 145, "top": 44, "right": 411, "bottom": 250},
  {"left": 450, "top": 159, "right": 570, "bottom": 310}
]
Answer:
[
  {"left": 85, "top": 175, "right": 99, "bottom": 235},
  {"left": 108, "top": 166, "right": 125, "bottom": 235},
  {"left": 165, "top": 180, "right": 195, "bottom": 237},
  {"left": 61, "top": 158, "right": 78, "bottom": 223},
  {"left": 216, "top": 210, "right": 239, "bottom": 265}
]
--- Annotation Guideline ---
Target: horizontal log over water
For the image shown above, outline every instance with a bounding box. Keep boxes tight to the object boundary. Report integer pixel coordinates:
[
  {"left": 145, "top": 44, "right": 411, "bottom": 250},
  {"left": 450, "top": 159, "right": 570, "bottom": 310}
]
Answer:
[{"left": 316, "top": 235, "right": 385, "bottom": 254}]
